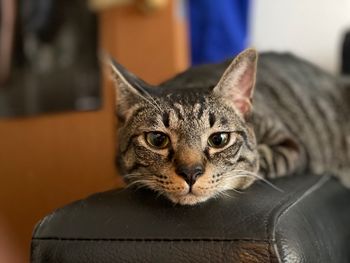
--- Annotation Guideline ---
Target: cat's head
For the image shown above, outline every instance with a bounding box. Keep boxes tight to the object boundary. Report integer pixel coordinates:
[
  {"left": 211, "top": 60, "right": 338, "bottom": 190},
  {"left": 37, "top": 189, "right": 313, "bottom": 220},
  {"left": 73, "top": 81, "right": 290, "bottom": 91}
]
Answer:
[{"left": 110, "top": 48, "right": 259, "bottom": 205}]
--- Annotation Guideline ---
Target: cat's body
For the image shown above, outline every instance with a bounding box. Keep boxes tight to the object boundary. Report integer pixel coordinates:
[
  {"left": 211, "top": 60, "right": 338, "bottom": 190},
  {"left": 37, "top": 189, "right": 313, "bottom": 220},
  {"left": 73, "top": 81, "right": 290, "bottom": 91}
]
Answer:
[
  {"left": 111, "top": 49, "right": 350, "bottom": 205},
  {"left": 162, "top": 53, "right": 350, "bottom": 182}
]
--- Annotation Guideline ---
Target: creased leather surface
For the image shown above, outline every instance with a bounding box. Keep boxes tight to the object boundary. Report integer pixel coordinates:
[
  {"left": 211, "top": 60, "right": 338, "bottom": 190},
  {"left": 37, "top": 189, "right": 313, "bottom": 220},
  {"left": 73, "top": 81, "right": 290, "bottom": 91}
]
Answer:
[
  {"left": 31, "top": 175, "right": 350, "bottom": 263},
  {"left": 273, "top": 176, "right": 350, "bottom": 263}
]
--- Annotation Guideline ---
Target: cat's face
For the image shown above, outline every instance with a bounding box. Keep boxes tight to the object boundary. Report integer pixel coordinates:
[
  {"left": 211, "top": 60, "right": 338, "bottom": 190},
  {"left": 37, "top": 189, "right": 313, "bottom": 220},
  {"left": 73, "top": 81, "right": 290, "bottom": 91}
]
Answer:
[{"left": 111, "top": 48, "right": 259, "bottom": 205}]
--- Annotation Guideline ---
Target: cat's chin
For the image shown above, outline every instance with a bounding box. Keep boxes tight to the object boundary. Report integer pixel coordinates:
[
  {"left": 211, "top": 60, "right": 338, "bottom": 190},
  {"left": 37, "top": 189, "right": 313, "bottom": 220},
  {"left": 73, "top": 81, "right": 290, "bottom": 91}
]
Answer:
[{"left": 165, "top": 193, "right": 212, "bottom": 206}]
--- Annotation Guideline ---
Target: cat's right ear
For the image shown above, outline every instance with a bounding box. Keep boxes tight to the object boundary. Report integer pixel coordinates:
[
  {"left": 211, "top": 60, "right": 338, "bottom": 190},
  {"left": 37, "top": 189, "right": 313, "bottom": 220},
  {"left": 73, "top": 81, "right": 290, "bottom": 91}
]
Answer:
[
  {"left": 213, "top": 48, "right": 258, "bottom": 118},
  {"left": 108, "top": 58, "right": 150, "bottom": 121}
]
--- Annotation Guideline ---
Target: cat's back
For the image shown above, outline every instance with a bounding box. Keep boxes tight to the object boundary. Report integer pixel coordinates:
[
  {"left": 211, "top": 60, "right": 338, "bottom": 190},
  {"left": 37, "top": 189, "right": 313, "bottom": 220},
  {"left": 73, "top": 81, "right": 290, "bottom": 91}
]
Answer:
[
  {"left": 255, "top": 53, "right": 350, "bottom": 176},
  {"left": 161, "top": 51, "right": 338, "bottom": 94},
  {"left": 159, "top": 58, "right": 229, "bottom": 90},
  {"left": 253, "top": 52, "right": 344, "bottom": 117}
]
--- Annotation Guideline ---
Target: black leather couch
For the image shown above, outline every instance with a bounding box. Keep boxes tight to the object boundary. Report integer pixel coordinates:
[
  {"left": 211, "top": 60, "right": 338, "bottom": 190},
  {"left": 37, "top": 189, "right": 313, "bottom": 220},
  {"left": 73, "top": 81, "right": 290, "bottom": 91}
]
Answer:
[{"left": 31, "top": 175, "right": 350, "bottom": 262}]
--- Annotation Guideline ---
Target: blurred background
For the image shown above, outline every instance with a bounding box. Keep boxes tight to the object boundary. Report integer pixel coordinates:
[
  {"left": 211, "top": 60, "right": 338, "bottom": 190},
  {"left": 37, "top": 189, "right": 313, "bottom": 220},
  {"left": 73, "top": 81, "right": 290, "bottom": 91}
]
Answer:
[{"left": 1, "top": 0, "right": 350, "bottom": 261}]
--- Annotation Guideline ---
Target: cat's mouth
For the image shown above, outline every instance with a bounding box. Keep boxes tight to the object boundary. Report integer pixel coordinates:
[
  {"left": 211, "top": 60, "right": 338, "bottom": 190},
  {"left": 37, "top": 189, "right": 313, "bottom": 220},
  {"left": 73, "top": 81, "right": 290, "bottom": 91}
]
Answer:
[
  {"left": 165, "top": 191, "right": 212, "bottom": 205},
  {"left": 160, "top": 173, "right": 222, "bottom": 205}
]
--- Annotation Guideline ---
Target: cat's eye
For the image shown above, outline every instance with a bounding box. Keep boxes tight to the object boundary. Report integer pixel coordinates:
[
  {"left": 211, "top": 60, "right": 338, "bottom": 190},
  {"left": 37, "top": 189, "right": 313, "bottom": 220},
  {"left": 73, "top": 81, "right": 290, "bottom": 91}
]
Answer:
[
  {"left": 208, "top": 133, "right": 230, "bottom": 148},
  {"left": 145, "top": 132, "right": 170, "bottom": 149}
]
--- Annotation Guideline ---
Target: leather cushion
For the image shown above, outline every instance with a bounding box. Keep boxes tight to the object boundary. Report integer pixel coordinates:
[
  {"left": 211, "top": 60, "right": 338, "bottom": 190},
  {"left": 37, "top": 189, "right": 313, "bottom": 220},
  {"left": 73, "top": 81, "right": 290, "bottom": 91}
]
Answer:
[{"left": 31, "top": 175, "right": 350, "bottom": 262}]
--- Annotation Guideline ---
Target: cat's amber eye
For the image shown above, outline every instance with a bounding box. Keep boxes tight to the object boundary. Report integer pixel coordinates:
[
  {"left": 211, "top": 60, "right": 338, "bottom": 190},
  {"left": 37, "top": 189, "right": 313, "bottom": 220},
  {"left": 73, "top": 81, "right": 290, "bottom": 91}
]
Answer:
[
  {"left": 145, "top": 132, "right": 170, "bottom": 149},
  {"left": 208, "top": 132, "right": 230, "bottom": 148}
]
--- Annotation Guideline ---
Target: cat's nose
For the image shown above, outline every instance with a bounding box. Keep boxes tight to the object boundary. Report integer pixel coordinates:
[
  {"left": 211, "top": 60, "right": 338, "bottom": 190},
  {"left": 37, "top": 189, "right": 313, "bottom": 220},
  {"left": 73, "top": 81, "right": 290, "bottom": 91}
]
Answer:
[{"left": 175, "top": 164, "right": 205, "bottom": 186}]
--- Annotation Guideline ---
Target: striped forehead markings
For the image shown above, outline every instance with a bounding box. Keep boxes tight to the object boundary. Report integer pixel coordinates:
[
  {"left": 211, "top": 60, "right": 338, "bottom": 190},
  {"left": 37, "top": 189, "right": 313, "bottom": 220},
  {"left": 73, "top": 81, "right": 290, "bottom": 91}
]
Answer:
[
  {"left": 173, "top": 103, "right": 185, "bottom": 120},
  {"left": 193, "top": 102, "right": 205, "bottom": 119},
  {"left": 162, "top": 112, "right": 170, "bottom": 127},
  {"left": 209, "top": 112, "right": 216, "bottom": 127}
]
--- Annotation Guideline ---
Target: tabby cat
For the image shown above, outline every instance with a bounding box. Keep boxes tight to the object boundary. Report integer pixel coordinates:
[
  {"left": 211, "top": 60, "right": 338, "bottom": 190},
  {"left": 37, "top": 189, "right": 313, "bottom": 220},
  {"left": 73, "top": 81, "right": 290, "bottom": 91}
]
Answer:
[{"left": 110, "top": 48, "right": 350, "bottom": 205}]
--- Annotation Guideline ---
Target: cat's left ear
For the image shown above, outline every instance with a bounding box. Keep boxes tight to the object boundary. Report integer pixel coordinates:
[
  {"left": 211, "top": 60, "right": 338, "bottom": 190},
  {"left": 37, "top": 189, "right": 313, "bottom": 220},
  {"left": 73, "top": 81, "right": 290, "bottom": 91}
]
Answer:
[
  {"left": 213, "top": 48, "right": 258, "bottom": 117},
  {"left": 108, "top": 58, "right": 153, "bottom": 120}
]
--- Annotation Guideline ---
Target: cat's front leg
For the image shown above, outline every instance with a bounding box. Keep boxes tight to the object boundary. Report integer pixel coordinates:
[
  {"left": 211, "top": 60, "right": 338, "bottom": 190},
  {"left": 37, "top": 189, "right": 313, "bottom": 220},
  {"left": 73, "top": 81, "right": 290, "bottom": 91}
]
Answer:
[{"left": 256, "top": 119, "right": 301, "bottom": 178}]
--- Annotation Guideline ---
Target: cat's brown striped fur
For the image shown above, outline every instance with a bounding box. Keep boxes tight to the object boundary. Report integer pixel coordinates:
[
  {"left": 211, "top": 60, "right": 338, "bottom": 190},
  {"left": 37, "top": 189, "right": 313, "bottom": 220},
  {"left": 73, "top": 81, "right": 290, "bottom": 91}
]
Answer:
[{"left": 110, "top": 48, "right": 350, "bottom": 205}]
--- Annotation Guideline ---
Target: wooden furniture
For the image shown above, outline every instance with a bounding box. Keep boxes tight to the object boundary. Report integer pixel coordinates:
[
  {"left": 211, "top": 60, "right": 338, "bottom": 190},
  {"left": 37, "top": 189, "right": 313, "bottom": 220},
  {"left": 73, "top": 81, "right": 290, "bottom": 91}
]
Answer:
[{"left": 0, "top": 1, "right": 189, "bottom": 261}]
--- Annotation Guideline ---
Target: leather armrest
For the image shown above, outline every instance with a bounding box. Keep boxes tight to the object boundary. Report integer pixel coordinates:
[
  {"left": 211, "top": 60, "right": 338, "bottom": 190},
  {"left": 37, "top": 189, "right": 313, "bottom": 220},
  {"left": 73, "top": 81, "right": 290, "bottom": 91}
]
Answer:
[{"left": 31, "top": 175, "right": 350, "bottom": 262}]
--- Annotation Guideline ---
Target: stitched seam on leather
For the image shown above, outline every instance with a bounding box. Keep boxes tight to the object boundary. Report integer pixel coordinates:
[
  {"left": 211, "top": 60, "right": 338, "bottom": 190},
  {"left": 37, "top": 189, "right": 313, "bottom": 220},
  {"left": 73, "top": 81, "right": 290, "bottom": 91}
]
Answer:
[
  {"left": 263, "top": 177, "right": 314, "bottom": 244},
  {"left": 269, "top": 175, "right": 330, "bottom": 263},
  {"left": 31, "top": 237, "right": 270, "bottom": 242},
  {"left": 265, "top": 191, "right": 297, "bottom": 263},
  {"left": 265, "top": 176, "right": 330, "bottom": 236}
]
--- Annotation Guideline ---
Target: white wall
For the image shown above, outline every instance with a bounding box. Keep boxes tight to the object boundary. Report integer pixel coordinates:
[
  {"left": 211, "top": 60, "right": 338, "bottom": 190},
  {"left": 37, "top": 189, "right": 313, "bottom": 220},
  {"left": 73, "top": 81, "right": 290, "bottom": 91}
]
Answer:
[{"left": 250, "top": 0, "right": 350, "bottom": 73}]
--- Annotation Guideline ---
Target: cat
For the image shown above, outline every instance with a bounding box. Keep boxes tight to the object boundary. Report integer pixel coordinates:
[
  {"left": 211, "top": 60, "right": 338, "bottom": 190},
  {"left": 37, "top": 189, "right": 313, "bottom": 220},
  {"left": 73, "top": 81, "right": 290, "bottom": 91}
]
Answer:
[{"left": 109, "top": 48, "right": 350, "bottom": 205}]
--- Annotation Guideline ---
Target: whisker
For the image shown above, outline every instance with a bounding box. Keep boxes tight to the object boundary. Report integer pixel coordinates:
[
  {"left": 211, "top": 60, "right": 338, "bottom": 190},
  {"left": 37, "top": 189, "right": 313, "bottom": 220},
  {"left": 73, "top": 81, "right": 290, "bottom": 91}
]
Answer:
[
  {"left": 108, "top": 58, "right": 162, "bottom": 113},
  {"left": 231, "top": 188, "right": 244, "bottom": 194},
  {"left": 123, "top": 173, "right": 157, "bottom": 180},
  {"left": 223, "top": 170, "right": 284, "bottom": 193},
  {"left": 220, "top": 190, "right": 235, "bottom": 197},
  {"left": 124, "top": 180, "right": 150, "bottom": 189},
  {"left": 212, "top": 190, "right": 236, "bottom": 201},
  {"left": 133, "top": 83, "right": 163, "bottom": 113},
  {"left": 155, "top": 190, "right": 166, "bottom": 199}
]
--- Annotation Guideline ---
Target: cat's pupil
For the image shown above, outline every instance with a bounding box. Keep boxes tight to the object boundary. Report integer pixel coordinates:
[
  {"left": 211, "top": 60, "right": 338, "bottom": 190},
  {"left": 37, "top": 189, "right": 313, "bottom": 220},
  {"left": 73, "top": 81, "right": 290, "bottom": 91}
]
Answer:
[
  {"left": 146, "top": 132, "right": 169, "bottom": 148},
  {"left": 208, "top": 133, "right": 229, "bottom": 148}
]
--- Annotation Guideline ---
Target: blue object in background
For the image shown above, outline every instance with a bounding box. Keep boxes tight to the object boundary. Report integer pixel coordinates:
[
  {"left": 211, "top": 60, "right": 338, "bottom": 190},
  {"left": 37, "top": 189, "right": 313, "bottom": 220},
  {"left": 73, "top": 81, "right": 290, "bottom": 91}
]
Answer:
[{"left": 188, "top": 0, "right": 250, "bottom": 65}]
